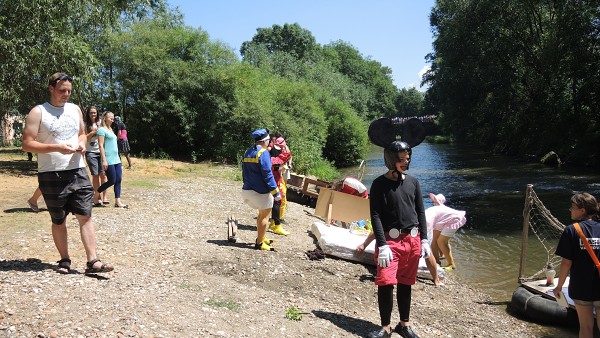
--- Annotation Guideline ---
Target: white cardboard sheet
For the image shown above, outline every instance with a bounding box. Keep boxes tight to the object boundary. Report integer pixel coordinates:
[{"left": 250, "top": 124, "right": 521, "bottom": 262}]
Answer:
[{"left": 310, "top": 221, "right": 444, "bottom": 281}]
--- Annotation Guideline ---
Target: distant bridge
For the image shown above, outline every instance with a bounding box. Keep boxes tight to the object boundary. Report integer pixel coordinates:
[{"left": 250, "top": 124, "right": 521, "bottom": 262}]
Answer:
[
  {"left": 390, "top": 115, "right": 437, "bottom": 125},
  {"left": 389, "top": 115, "right": 440, "bottom": 136}
]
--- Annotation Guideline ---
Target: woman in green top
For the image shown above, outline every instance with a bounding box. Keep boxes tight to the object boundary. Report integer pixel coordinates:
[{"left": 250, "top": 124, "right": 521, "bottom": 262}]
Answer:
[{"left": 97, "top": 111, "right": 128, "bottom": 208}]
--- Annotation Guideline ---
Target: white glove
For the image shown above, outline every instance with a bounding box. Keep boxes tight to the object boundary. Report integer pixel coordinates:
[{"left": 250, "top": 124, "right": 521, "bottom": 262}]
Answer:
[
  {"left": 377, "top": 245, "right": 393, "bottom": 268},
  {"left": 420, "top": 239, "right": 431, "bottom": 258}
]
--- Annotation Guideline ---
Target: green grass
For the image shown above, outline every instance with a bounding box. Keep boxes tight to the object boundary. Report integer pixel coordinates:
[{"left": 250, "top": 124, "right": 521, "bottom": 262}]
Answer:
[
  {"left": 306, "top": 159, "right": 340, "bottom": 181},
  {"left": 127, "top": 180, "right": 162, "bottom": 188},
  {"left": 426, "top": 135, "right": 453, "bottom": 144},
  {"left": 172, "top": 163, "right": 204, "bottom": 174},
  {"left": 177, "top": 283, "right": 202, "bottom": 291},
  {"left": 173, "top": 161, "right": 240, "bottom": 181},
  {"left": 285, "top": 305, "right": 303, "bottom": 321},
  {"left": 205, "top": 298, "right": 241, "bottom": 311}
]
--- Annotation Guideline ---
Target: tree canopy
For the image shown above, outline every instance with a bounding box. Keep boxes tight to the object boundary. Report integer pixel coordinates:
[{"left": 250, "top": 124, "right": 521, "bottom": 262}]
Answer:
[
  {"left": 1, "top": 1, "right": 428, "bottom": 178},
  {"left": 0, "top": 0, "right": 171, "bottom": 114},
  {"left": 424, "top": 0, "right": 599, "bottom": 166}
]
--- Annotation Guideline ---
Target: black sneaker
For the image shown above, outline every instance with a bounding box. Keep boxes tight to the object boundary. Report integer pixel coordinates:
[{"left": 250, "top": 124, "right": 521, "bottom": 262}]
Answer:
[
  {"left": 395, "top": 325, "right": 420, "bottom": 338},
  {"left": 367, "top": 328, "right": 391, "bottom": 338}
]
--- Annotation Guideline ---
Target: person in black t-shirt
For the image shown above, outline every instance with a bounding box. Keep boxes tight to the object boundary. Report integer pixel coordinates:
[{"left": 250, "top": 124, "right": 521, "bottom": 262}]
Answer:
[{"left": 553, "top": 192, "right": 600, "bottom": 338}]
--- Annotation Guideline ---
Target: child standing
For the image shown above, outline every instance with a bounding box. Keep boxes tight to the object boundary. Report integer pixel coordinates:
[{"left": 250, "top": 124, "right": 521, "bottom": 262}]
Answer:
[{"left": 368, "top": 141, "right": 429, "bottom": 338}]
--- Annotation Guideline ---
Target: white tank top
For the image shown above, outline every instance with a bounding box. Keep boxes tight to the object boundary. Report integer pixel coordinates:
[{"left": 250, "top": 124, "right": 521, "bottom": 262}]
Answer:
[
  {"left": 87, "top": 122, "right": 100, "bottom": 153},
  {"left": 36, "top": 102, "right": 86, "bottom": 173}
]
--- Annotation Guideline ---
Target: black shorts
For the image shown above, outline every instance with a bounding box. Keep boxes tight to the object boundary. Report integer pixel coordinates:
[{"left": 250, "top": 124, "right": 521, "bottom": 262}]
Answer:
[{"left": 38, "top": 168, "right": 93, "bottom": 224}]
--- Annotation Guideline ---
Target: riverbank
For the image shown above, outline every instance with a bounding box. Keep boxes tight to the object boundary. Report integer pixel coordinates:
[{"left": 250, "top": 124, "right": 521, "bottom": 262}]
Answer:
[{"left": 0, "top": 152, "right": 576, "bottom": 337}]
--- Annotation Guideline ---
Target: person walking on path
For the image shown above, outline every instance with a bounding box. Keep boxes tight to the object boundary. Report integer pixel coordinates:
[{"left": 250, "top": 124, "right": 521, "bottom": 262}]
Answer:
[
  {"left": 25, "top": 155, "right": 46, "bottom": 212},
  {"left": 21, "top": 72, "right": 113, "bottom": 274},
  {"left": 97, "top": 111, "right": 128, "bottom": 209},
  {"left": 27, "top": 187, "right": 43, "bottom": 212},
  {"left": 426, "top": 193, "right": 466, "bottom": 270},
  {"left": 84, "top": 105, "right": 108, "bottom": 205},
  {"left": 553, "top": 193, "right": 600, "bottom": 338},
  {"left": 114, "top": 116, "right": 132, "bottom": 169},
  {"left": 241, "top": 128, "right": 281, "bottom": 251},
  {"left": 368, "top": 141, "right": 429, "bottom": 338}
]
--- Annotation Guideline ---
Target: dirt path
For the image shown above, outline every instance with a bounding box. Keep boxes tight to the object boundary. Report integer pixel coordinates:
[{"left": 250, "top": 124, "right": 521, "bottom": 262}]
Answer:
[{"left": 0, "top": 152, "right": 567, "bottom": 337}]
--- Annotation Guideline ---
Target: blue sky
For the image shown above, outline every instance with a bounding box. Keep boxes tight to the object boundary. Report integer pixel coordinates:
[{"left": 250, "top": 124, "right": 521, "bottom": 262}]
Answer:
[{"left": 167, "top": 1, "right": 435, "bottom": 90}]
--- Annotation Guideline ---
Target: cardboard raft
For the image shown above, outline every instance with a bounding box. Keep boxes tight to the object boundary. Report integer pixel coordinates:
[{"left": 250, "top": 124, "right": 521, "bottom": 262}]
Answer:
[
  {"left": 309, "top": 220, "right": 445, "bottom": 281},
  {"left": 311, "top": 188, "right": 445, "bottom": 280}
]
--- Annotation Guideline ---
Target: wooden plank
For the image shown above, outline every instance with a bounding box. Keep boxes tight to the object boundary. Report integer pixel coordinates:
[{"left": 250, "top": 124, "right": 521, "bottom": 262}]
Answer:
[
  {"left": 521, "top": 278, "right": 575, "bottom": 309},
  {"left": 302, "top": 177, "right": 329, "bottom": 198},
  {"left": 287, "top": 173, "right": 304, "bottom": 189}
]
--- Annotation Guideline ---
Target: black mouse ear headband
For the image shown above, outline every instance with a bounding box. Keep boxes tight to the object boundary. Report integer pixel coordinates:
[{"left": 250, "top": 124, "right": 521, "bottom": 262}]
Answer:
[{"left": 368, "top": 117, "right": 426, "bottom": 148}]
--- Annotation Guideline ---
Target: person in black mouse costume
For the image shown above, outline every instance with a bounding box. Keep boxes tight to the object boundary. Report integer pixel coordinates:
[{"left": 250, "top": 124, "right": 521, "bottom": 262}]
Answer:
[{"left": 366, "top": 118, "right": 428, "bottom": 338}]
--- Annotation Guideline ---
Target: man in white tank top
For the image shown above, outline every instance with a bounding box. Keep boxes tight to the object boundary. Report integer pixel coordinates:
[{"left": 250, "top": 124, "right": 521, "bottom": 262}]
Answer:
[{"left": 22, "top": 72, "right": 113, "bottom": 275}]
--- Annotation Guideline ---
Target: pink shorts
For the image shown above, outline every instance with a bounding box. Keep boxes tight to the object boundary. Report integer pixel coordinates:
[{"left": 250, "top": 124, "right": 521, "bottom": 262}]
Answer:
[{"left": 374, "top": 231, "right": 421, "bottom": 286}]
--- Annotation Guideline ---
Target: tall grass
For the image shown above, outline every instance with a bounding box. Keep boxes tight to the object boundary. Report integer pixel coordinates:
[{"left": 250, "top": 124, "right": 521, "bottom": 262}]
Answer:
[{"left": 306, "top": 158, "right": 339, "bottom": 181}]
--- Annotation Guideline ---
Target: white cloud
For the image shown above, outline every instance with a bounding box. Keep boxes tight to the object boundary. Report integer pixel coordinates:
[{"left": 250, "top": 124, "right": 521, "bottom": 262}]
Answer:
[
  {"left": 418, "top": 65, "right": 431, "bottom": 79},
  {"left": 396, "top": 65, "right": 432, "bottom": 91}
]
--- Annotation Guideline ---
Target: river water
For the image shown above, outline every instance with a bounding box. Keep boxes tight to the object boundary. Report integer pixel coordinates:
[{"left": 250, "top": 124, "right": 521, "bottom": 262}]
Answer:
[{"left": 341, "top": 142, "right": 600, "bottom": 335}]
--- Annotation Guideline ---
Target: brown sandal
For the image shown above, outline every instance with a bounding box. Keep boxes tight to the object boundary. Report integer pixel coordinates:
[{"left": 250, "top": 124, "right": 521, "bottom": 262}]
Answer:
[
  {"left": 57, "top": 258, "right": 71, "bottom": 274},
  {"left": 85, "top": 258, "right": 114, "bottom": 274}
]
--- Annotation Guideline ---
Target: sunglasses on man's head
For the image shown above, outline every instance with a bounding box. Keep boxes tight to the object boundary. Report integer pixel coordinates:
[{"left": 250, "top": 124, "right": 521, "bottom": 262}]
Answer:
[{"left": 50, "top": 74, "right": 73, "bottom": 85}]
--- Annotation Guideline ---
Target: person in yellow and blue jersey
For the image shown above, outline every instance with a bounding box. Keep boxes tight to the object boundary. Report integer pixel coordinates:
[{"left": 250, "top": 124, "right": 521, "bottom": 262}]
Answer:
[{"left": 241, "top": 128, "right": 281, "bottom": 251}]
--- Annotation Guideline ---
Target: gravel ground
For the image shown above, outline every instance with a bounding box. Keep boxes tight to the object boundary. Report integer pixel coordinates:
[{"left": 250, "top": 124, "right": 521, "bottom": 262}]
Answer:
[{"left": 0, "top": 160, "right": 573, "bottom": 337}]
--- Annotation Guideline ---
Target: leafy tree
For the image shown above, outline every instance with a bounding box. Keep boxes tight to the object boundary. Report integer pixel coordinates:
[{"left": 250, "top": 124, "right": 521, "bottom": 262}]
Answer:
[
  {"left": 395, "top": 88, "right": 424, "bottom": 117},
  {"left": 105, "top": 19, "right": 237, "bottom": 159},
  {"left": 0, "top": 0, "right": 168, "bottom": 122},
  {"left": 240, "top": 24, "right": 376, "bottom": 168},
  {"left": 240, "top": 23, "right": 320, "bottom": 62},
  {"left": 322, "top": 99, "right": 369, "bottom": 167},
  {"left": 322, "top": 41, "right": 397, "bottom": 119},
  {"left": 424, "top": 0, "right": 599, "bottom": 166},
  {"left": 1, "top": 4, "right": 417, "bottom": 172},
  {"left": 212, "top": 63, "right": 335, "bottom": 173}
]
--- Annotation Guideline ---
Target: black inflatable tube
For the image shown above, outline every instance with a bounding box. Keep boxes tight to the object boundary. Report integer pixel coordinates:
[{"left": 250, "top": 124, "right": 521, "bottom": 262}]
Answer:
[{"left": 509, "top": 286, "right": 578, "bottom": 326}]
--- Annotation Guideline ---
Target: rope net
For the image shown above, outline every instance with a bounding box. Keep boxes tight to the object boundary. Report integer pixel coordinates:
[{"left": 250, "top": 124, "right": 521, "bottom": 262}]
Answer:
[{"left": 519, "top": 185, "right": 565, "bottom": 282}]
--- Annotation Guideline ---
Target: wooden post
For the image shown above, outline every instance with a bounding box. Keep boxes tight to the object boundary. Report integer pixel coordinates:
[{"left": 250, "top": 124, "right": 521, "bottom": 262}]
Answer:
[
  {"left": 518, "top": 184, "right": 533, "bottom": 283},
  {"left": 227, "top": 215, "right": 238, "bottom": 243}
]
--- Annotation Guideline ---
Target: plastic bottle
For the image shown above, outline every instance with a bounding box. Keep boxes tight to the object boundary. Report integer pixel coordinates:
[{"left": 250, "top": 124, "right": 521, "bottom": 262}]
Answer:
[{"left": 349, "top": 221, "right": 359, "bottom": 234}]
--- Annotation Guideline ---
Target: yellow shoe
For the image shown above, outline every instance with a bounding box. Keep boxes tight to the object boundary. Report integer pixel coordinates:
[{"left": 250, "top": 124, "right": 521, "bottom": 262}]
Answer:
[
  {"left": 269, "top": 224, "right": 290, "bottom": 236},
  {"left": 254, "top": 241, "right": 276, "bottom": 251},
  {"left": 263, "top": 237, "right": 274, "bottom": 245}
]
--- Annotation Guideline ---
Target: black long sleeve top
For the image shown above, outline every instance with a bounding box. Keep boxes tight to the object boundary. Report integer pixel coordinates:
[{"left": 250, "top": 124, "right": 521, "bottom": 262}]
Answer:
[{"left": 369, "top": 173, "right": 427, "bottom": 247}]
